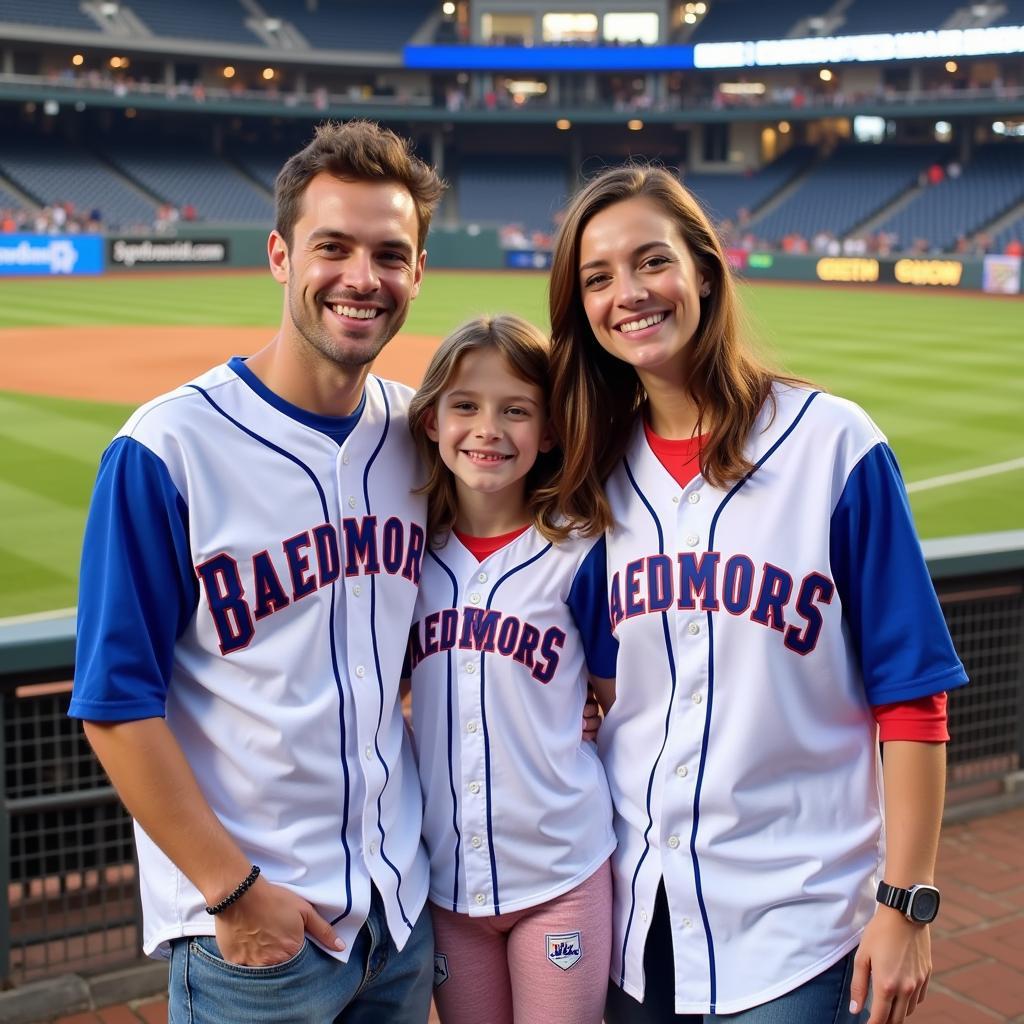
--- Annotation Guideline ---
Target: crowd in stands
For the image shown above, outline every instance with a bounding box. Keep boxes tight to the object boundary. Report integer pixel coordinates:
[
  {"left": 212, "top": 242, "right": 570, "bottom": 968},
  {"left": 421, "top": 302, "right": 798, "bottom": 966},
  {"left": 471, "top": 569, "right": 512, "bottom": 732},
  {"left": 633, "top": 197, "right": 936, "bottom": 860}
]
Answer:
[
  {"left": 30, "top": 64, "right": 1022, "bottom": 117},
  {"left": 0, "top": 201, "right": 206, "bottom": 235},
  {"left": 154, "top": 202, "right": 198, "bottom": 232},
  {"left": 0, "top": 202, "right": 103, "bottom": 234}
]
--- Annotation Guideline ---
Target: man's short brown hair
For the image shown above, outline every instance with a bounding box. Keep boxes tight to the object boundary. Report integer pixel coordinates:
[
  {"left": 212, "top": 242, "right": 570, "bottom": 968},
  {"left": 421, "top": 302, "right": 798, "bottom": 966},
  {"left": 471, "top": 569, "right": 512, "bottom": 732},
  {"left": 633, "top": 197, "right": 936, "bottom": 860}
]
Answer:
[{"left": 275, "top": 120, "right": 446, "bottom": 251}]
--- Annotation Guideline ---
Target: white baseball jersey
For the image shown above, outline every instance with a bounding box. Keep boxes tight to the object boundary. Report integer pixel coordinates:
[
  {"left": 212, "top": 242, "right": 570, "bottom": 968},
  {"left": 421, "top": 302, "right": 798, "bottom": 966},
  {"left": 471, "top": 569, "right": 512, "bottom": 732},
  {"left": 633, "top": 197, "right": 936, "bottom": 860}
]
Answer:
[
  {"left": 70, "top": 357, "right": 429, "bottom": 959},
  {"left": 599, "top": 384, "right": 967, "bottom": 1014},
  {"left": 409, "top": 527, "right": 617, "bottom": 916}
]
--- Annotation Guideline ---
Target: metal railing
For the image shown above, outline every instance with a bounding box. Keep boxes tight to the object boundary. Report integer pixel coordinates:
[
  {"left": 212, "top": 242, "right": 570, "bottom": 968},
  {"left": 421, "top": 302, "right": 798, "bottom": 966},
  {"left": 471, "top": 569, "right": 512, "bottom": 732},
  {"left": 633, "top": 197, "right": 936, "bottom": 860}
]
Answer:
[{"left": 1, "top": 530, "right": 1022, "bottom": 988}]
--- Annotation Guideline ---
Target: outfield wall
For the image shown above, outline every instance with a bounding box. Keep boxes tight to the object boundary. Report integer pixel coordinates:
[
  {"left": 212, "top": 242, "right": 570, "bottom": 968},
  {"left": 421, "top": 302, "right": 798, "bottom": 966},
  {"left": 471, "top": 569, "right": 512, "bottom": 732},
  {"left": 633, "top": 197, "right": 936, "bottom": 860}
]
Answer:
[{"left": 1, "top": 232, "right": 1020, "bottom": 292}]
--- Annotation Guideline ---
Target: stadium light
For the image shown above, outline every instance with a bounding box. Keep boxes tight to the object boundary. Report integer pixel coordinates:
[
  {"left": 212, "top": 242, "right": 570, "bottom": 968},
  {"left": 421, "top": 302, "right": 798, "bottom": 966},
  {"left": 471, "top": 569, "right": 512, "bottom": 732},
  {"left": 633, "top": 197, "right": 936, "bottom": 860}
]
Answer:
[
  {"left": 945, "top": 60, "right": 958, "bottom": 72},
  {"left": 556, "top": 118, "right": 571, "bottom": 130},
  {"left": 262, "top": 67, "right": 276, "bottom": 81},
  {"left": 819, "top": 68, "right": 833, "bottom": 81},
  {"left": 778, "top": 120, "right": 791, "bottom": 133},
  {"left": 71, "top": 54, "right": 84, "bottom": 67},
  {"left": 223, "top": 66, "right": 236, "bottom": 79},
  {"left": 627, "top": 119, "right": 644, "bottom": 131},
  {"left": 442, "top": 1, "right": 456, "bottom": 14}
]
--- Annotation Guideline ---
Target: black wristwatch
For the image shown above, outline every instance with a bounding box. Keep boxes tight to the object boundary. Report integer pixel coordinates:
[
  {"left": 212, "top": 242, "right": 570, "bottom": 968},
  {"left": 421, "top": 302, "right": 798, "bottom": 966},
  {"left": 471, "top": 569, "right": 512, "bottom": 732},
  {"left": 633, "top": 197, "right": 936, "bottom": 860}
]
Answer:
[{"left": 876, "top": 881, "right": 940, "bottom": 924}]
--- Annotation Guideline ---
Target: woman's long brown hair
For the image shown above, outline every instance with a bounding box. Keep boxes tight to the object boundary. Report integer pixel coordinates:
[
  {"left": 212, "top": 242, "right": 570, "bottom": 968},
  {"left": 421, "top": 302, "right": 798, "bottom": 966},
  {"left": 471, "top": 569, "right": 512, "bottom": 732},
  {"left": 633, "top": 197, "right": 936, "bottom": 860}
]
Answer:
[
  {"left": 408, "top": 314, "right": 569, "bottom": 545},
  {"left": 549, "top": 165, "right": 800, "bottom": 536}
]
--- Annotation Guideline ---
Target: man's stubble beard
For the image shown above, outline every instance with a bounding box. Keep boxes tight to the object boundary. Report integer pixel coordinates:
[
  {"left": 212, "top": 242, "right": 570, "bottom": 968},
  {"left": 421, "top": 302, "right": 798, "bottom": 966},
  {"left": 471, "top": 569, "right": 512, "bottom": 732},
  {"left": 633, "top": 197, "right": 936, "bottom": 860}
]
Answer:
[{"left": 288, "top": 284, "right": 403, "bottom": 370}]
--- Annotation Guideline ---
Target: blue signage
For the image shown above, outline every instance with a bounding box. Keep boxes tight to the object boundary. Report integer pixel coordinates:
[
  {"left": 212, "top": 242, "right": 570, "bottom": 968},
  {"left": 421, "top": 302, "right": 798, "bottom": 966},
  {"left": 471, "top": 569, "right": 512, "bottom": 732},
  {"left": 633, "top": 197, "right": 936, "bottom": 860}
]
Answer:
[
  {"left": 0, "top": 234, "right": 104, "bottom": 277},
  {"left": 505, "top": 250, "right": 553, "bottom": 270},
  {"left": 405, "top": 44, "right": 695, "bottom": 72}
]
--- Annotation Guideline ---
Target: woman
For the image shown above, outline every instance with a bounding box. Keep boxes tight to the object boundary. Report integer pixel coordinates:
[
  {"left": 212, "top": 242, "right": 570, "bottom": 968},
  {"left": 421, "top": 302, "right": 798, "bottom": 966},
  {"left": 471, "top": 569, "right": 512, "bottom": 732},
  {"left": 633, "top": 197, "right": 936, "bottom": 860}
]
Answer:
[{"left": 547, "top": 165, "right": 968, "bottom": 1024}]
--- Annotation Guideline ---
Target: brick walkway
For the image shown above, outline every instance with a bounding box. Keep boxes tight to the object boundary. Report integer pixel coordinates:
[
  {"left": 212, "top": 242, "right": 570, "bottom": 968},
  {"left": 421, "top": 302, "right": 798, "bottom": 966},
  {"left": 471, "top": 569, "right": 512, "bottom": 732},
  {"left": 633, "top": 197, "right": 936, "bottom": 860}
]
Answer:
[{"left": 44, "top": 806, "right": 1024, "bottom": 1024}]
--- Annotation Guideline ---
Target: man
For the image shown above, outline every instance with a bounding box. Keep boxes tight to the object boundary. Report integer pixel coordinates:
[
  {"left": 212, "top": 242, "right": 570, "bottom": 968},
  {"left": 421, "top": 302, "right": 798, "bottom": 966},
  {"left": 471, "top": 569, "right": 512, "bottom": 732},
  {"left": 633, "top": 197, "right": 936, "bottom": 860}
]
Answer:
[{"left": 70, "top": 121, "right": 445, "bottom": 1023}]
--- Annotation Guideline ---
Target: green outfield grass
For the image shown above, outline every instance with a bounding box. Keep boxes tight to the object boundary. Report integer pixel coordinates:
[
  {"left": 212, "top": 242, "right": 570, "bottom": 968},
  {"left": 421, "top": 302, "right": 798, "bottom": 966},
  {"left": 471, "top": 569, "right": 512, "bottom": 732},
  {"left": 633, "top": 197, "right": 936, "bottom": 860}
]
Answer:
[{"left": 1, "top": 271, "right": 1021, "bottom": 618}]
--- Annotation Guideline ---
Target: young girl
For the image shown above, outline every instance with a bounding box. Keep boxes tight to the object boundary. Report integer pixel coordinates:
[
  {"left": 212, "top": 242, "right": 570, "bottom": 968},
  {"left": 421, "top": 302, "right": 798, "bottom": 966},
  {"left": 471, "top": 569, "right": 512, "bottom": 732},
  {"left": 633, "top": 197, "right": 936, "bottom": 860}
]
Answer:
[
  {"left": 547, "top": 166, "right": 968, "bottom": 1024},
  {"left": 405, "top": 314, "right": 616, "bottom": 1024}
]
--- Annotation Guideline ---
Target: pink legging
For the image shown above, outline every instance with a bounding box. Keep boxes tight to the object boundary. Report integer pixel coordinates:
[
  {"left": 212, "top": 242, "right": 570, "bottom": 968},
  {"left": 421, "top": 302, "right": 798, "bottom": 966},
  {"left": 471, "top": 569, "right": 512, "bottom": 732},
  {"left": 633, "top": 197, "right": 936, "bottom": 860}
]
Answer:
[{"left": 430, "top": 860, "right": 612, "bottom": 1024}]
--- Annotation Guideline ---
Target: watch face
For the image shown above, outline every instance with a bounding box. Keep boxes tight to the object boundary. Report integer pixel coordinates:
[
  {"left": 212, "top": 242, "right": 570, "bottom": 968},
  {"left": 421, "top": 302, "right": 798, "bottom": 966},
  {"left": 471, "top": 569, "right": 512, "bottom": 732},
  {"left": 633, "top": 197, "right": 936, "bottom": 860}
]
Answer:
[{"left": 908, "top": 887, "right": 940, "bottom": 923}]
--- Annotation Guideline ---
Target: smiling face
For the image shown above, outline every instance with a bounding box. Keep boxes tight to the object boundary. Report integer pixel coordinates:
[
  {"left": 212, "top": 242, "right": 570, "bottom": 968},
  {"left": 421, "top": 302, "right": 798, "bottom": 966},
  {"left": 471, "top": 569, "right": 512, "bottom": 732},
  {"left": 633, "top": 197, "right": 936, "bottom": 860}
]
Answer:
[
  {"left": 425, "top": 347, "right": 553, "bottom": 523},
  {"left": 269, "top": 172, "right": 425, "bottom": 370},
  {"left": 578, "top": 195, "right": 707, "bottom": 388}
]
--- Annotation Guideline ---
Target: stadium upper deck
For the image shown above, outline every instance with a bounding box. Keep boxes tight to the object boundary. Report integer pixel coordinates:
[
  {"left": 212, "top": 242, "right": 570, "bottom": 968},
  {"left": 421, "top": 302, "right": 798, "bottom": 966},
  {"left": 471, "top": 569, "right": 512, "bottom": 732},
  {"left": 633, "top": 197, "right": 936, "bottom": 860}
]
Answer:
[{"left": 0, "top": 1, "right": 1021, "bottom": 255}]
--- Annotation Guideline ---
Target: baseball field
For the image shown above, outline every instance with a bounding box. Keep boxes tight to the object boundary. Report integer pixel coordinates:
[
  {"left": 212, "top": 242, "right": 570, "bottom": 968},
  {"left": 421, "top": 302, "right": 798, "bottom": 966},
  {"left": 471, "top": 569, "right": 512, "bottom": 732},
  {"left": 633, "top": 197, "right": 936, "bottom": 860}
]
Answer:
[{"left": 1, "top": 270, "right": 1021, "bottom": 619}]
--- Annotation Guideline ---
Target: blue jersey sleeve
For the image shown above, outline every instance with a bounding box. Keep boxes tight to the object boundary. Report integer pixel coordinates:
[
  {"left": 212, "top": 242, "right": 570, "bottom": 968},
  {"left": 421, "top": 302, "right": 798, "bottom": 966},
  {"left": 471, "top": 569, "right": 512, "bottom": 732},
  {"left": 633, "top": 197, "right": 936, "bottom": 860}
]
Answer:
[
  {"left": 829, "top": 443, "right": 968, "bottom": 706},
  {"left": 69, "top": 437, "right": 198, "bottom": 721},
  {"left": 566, "top": 536, "right": 619, "bottom": 678}
]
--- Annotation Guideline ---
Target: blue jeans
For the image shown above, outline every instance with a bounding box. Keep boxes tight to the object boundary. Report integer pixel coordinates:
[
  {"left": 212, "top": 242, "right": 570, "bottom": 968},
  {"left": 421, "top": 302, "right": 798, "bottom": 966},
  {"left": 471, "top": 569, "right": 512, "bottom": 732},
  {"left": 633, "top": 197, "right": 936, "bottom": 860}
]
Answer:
[
  {"left": 168, "top": 887, "right": 434, "bottom": 1024},
  {"left": 605, "top": 884, "right": 869, "bottom": 1024}
]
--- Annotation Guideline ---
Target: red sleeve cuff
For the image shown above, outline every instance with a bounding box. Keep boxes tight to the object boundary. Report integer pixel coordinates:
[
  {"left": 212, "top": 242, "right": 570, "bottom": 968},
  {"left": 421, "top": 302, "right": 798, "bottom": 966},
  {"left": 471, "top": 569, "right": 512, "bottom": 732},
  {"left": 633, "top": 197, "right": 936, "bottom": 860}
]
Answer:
[{"left": 873, "top": 692, "right": 949, "bottom": 743}]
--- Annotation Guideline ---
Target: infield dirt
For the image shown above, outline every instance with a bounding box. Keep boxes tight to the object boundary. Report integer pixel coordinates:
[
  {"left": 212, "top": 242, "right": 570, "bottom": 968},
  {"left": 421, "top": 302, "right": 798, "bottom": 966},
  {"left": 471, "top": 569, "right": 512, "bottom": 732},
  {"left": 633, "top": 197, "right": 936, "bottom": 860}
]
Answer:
[{"left": 1, "top": 325, "right": 442, "bottom": 403}]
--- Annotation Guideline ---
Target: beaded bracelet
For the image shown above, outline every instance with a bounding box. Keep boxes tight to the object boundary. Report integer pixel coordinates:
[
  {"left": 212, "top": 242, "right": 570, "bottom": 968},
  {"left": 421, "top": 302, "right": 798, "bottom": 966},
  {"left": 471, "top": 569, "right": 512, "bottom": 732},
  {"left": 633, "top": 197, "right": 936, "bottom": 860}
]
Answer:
[{"left": 205, "top": 864, "right": 261, "bottom": 915}]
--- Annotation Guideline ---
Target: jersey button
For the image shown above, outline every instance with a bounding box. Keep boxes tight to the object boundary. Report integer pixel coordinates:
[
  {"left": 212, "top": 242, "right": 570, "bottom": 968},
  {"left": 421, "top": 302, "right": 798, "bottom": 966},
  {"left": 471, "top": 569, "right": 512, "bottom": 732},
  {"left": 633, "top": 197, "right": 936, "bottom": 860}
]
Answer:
[
  {"left": 467, "top": 721, "right": 478, "bottom": 733},
  {"left": 355, "top": 665, "right": 366, "bottom": 678},
  {"left": 688, "top": 492, "right": 700, "bottom": 504},
  {"left": 342, "top": 454, "right": 350, "bottom": 465},
  {"left": 477, "top": 572, "right": 488, "bottom": 583},
  {"left": 369, "top": 841, "right": 378, "bottom": 856},
  {"left": 353, "top": 585, "right": 361, "bottom": 597},
  {"left": 469, "top": 593, "right": 481, "bottom": 604},
  {"left": 640, "top": 909, "right": 648, "bottom": 922},
  {"left": 682, "top": 917, "right": 693, "bottom": 928},
  {"left": 348, "top": 496, "right": 357, "bottom": 509},
  {"left": 465, "top": 662, "right": 476, "bottom": 674},
  {"left": 667, "top": 835, "right": 680, "bottom": 849},
  {"left": 468, "top": 781, "right": 481, "bottom": 794},
  {"left": 676, "top": 765, "right": 689, "bottom": 778},
  {"left": 475, "top": 893, "right": 486, "bottom": 905},
  {"left": 685, "top": 533, "right": 700, "bottom": 547},
  {"left": 471, "top": 835, "right": 483, "bottom": 849},
  {"left": 687, "top": 622, "right": 700, "bottom": 636},
  {"left": 672, "top": 495, "right": 679, "bottom": 504},
  {"left": 691, "top": 692, "right": 703, "bottom": 705},
  {"left": 364, "top": 745, "right": 373, "bottom": 760}
]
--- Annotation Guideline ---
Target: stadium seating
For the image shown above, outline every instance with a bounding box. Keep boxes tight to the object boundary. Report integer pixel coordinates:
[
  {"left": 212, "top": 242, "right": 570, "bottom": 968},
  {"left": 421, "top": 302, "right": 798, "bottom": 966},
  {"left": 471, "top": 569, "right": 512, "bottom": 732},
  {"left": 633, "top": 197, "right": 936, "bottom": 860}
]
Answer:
[
  {"left": 0, "top": 179, "right": 27, "bottom": 212},
  {"left": 994, "top": 0, "right": 1024, "bottom": 25},
  {"left": 231, "top": 151, "right": 290, "bottom": 194},
  {"left": 877, "top": 144, "right": 1024, "bottom": 252},
  {"left": 456, "top": 156, "right": 569, "bottom": 234},
  {"left": 689, "top": 0, "right": 820, "bottom": 43},
  {"left": 0, "top": 142, "right": 156, "bottom": 231},
  {"left": 838, "top": 0, "right": 963, "bottom": 35},
  {"left": 683, "top": 146, "right": 816, "bottom": 223},
  {"left": 751, "top": 143, "right": 950, "bottom": 243},
  {"left": 123, "top": 0, "right": 263, "bottom": 45},
  {"left": 994, "top": 216, "right": 1024, "bottom": 251},
  {"left": 104, "top": 148, "right": 274, "bottom": 224},
  {"left": 0, "top": 0, "right": 96, "bottom": 31},
  {"left": 258, "top": 0, "right": 435, "bottom": 51}
]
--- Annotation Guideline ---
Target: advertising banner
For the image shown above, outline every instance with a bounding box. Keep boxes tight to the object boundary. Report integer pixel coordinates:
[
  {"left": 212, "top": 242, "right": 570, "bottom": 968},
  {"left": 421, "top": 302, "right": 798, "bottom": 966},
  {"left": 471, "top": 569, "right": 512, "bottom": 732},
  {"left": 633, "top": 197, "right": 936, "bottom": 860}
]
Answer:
[
  {"left": 0, "top": 234, "right": 103, "bottom": 277},
  {"left": 982, "top": 254, "right": 1022, "bottom": 295},
  {"left": 108, "top": 238, "right": 230, "bottom": 269},
  {"left": 504, "top": 249, "right": 553, "bottom": 270}
]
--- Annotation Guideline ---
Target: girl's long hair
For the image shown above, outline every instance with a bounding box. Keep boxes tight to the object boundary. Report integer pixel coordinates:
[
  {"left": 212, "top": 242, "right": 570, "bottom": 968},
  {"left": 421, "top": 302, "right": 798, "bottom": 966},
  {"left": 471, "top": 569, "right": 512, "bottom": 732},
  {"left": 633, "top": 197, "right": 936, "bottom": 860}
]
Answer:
[
  {"left": 408, "top": 314, "right": 568, "bottom": 545},
  {"left": 549, "top": 164, "right": 802, "bottom": 536}
]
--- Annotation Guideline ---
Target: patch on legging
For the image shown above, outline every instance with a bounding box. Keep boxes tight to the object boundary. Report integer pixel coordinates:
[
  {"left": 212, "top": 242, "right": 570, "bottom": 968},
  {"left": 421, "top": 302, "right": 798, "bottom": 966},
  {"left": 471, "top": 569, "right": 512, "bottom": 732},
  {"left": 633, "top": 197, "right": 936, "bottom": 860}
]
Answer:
[
  {"left": 546, "top": 931, "right": 582, "bottom": 971},
  {"left": 433, "top": 952, "right": 449, "bottom": 987}
]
